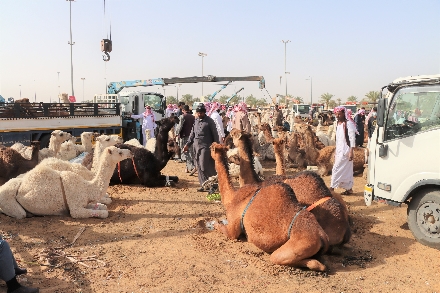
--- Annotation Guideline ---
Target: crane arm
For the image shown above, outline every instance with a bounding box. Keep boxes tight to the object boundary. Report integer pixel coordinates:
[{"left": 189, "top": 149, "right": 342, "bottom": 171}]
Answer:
[
  {"left": 107, "top": 75, "right": 265, "bottom": 94},
  {"left": 226, "top": 87, "right": 244, "bottom": 105},
  {"left": 208, "top": 81, "right": 232, "bottom": 102}
]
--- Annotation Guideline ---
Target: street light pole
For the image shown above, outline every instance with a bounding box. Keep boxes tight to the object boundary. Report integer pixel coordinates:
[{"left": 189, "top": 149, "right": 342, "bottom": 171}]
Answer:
[
  {"left": 306, "top": 76, "right": 312, "bottom": 105},
  {"left": 81, "top": 77, "right": 85, "bottom": 102},
  {"left": 57, "top": 71, "right": 60, "bottom": 102},
  {"left": 282, "top": 40, "right": 290, "bottom": 106},
  {"left": 67, "top": 0, "right": 75, "bottom": 98},
  {"left": 176, "top": 84, "right": 181, "bottom": 103},
  {"left": 19, "top": 85, "right": 21, "bottom": 98},
  {"left": 198, "top": 52, "right": 207, "bottom": 98}
]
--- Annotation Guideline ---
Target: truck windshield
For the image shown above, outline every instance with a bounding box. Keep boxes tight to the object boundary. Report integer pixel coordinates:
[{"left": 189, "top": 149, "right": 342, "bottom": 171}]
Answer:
[
  {"left": 385, "top": 88, "right": 440, "bottom": 141},
  {"left": 296, "top": 105, "right": 310, "bottom": 114},
  {"left": 143, "top": 94, "right": 162, "bottom": 111},
  {"left": 344, "top": 105, "right": 357, "bottom": 113}
]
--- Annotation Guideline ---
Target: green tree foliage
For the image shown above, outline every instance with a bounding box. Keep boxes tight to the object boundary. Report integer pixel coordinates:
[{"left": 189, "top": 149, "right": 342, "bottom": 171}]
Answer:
[
  {"left": 365, "top": 91, "right": 380, "bottom": 103},
  {"left": 218, "top": 95, "right": 230, "bottom": 104},
  {"left": 328, "top": 100, "right": 337, "bottom": 109},
  {"left": 293, "top": 96, "right": 303, "bottom": 104},
  {"left": 319, "top": 93, "right": 334, "bottom": 109},
  {"left": 336, "top": 98, "right": 342, "bottom": 106},
  {"left": 181, "top": 94, "right": 200, "bottom": 108},
  {"left": 166, "top": 96, "right": 177, "bottom": 105},
  {"left": 347, "top": 96, "right": 358, "bottom": 102}
]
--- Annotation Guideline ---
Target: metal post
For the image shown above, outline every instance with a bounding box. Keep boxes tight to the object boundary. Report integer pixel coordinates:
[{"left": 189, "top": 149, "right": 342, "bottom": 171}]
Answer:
[
  {"left": 198, "top": 52, "right": 207, "bottom": 98},
  {"left": 67, "top": 0, "right": 75, "bottom": 98},
  {"left": 177, "top": 83, "right": 181, "bottom": 103},
  {"left": 306, "top": 76, "right": 312, "bottom": 105},
  {"left": 282, "top": 40, "right": 290, "bottom": 106},
  {"left": 81, "top": 77, "right": 85, "bottom": 102},
  {"left": 57, "top": 71, "right": 60, "bottom": 102},
  {"left": 19, "top": 85, "right": 21, "bottom": 98}
]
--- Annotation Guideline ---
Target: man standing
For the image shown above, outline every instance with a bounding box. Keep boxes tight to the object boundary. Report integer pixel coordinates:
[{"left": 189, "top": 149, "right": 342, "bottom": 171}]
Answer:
[
  {"left": 354, "top": 108, "right": 366, "bottom": 147},
  {"left": 367, "top": 107, "right": 377, "bottom": 140},
  {"left": 330, "top": 106, "right": 356, "bottom": 195},
  {"left": 274, "top": 104, "right": 284, "bottom": 127},
  {"left": 175, "top": 105, "right": 196, "bottom": 172},
  {"left": 183, "top": 104, "right": 220, "bottom": 191},
  {"left": 232, "top": 102, "right": 251, "bottom": 133},
  {"left": 177, "top": 101, "right": 185, "bottom": 117},
  {"left": 131, "top": 105, "right": 156, "bottom": 146}
]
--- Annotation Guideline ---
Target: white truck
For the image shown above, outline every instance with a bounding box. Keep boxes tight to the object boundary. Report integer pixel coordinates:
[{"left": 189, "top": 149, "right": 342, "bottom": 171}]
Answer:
[
  {"left": 291, "top": 104, "right": 311, "bottom": 119},
  {"left": 364, "top": 74, "right": 440, "bottom": 249}
]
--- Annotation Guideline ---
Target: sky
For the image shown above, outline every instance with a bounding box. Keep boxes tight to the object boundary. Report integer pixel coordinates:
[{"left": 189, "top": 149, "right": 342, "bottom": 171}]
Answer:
[{"left": 1, "top": 0, "right": 439, "bottom": 105}]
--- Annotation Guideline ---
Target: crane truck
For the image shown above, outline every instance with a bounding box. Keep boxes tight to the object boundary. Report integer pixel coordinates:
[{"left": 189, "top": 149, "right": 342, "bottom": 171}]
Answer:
[{"left": 363, "top": 74, "right": 440, "bottom": 249}]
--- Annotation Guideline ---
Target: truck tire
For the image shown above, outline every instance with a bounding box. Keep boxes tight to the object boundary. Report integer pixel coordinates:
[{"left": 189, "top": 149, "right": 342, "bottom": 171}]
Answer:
[
  {"left": 39, "top": 133, "right": 51, "bottom": 149},
  {"left": 407, "top": 188, "right": 440, "bottom": 250}
]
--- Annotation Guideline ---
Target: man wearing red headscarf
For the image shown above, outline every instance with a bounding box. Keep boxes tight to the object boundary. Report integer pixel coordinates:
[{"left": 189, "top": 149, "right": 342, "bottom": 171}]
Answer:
[{"left": 231, "top": 102, "right": 251, "bottom": 133}]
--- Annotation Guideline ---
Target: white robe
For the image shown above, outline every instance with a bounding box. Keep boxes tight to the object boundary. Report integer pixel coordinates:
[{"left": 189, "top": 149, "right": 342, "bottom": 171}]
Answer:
[
  {"left": 330, "top": 121, "right": 356, "bottom": 190},
  {"left": 131, "top": 113, "right": 156, "bottom": 146},
  {"left": 210, "top": 111, "right": 225, "bottom": 139}
]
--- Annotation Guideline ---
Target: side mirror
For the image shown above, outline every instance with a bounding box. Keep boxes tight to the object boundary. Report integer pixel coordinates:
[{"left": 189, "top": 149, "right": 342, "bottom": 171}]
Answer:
[{"left": 377, "top": 98, "right": 387, "bottom": 127}]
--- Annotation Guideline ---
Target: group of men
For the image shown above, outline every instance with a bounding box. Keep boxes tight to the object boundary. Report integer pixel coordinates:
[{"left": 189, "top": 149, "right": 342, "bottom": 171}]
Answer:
[{"left": 175, "top": 101, "right": 252, "bottom": 192}]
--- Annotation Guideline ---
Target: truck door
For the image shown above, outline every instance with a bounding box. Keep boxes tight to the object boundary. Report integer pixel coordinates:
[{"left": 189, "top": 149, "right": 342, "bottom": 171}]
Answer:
[{"left": 373, "top": 86, "right": 440, "bottom": 202}]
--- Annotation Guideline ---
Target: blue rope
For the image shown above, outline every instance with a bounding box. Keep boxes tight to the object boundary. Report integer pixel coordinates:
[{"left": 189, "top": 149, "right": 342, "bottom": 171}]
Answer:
[
  {"left": 287, "top": 206, "right": 306, "bottom": 239},
  {"left": 240, "top": 188, "right": 261, "bottom": 236}
]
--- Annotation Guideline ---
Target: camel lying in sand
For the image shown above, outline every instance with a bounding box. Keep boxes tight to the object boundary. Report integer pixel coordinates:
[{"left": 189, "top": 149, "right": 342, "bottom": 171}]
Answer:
[
  {"left": 210, "top": 143, "right": 329, "bottom": 271},
  {"left": 231, "top": 130, "right": 351, "bottom": 248},
  {"left": 0, "top": 146, "right": 132, "bottom": 219}
]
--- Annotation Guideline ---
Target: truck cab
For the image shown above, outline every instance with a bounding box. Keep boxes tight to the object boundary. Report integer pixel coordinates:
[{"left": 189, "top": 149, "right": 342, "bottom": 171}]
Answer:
[
  {"left": 364, "top": 74, "right": 440, "bottom": 249},
  {"left": 291, "top": 104, "right": 311, "bottom": 119}
]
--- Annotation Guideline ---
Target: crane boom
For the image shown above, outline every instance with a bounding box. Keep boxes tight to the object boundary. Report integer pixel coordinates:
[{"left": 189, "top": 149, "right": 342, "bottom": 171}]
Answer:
[{"left": 107, "top": 75, "right": 265, "bottom": 94}]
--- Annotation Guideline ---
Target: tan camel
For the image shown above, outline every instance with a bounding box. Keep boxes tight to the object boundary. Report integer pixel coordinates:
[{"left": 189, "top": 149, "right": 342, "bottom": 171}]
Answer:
[
  {"left": 210, "top": 143, "right": 328, "bottom": 271},
  {"left": 236, "top": 132, "right": 351, "bottom": 248}
]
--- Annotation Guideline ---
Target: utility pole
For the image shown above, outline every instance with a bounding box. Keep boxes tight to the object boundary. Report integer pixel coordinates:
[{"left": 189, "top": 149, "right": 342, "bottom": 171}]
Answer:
[
  {"left": 67, "top": 0, "right": 75, "bottom": 98},
  {"left": 306, "top": 76, "right": 312, "bottom": 105},
  {"left": 198, "top": 52, "right": 207, "bottom": 98},
  {"left": 57, "top": 71, "right": 60, "bottom": 102},
  {"left": 81, "top": 77, "right": 85, "bottom": 102},
  {"left": 282, "top": 40, "right": 290, "bottom": 106}
]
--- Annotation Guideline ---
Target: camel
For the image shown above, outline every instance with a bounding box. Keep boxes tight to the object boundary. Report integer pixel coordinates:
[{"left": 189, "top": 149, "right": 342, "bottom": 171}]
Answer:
[
  {"left": 0, "top": 146, "right": 132, "bottom": 219},
  {"left": 235, "top": 135, "right": 351, "bottom": 248},
  {"left": 82, "top": 135, "right": 123, "bottom": 171},
  {"left": 110, "top": 116, "right": 179, "bottom": 187},
  {"left": 59, "top": 132, "right": 94, "bottom": 161},
  {"left": 11, "top": 130, "right": 71, "bottom": 161},
  {"left": 0, "top": 141, "right": 40, "bottom": 185},
  {"left": 210, "top": 143, "right": 328, "bottom": 271},
  {"left": 316, "top": 146, "right": 368, "bottom": 177}
]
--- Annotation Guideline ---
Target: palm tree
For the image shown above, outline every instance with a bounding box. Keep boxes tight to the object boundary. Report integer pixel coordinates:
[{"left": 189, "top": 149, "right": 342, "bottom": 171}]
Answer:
[
  {"left": 365, "top": 91, "right": 380, "bottom": 103},
  {"left": 328, "top": 100, "right": 337, "bottom": 109},
  {"left": 336, "top": 98, "right": 341, "bottom": 106},
  {"left": 319, "top": 93, "right": 334, "bottom": 110},
  {"left": 347, "top": 96, "right": 358, "bottom": 102}
]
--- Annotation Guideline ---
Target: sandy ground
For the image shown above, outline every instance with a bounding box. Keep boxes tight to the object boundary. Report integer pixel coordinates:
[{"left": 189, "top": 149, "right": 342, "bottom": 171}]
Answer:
[{"left": 1, "top": 160, "right": 439, "bottom": 293}]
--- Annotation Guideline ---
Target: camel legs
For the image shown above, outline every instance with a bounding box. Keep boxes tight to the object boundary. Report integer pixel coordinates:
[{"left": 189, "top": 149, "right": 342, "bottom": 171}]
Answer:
[
  {"left": 270, "top": 238, "right": 326, "bottom": 271},
  {"left": 0, "top": 178, "right": 27, "bottom": 219},
  {"left": 214, "top": 217, "right": 242, "bottom": 240}
]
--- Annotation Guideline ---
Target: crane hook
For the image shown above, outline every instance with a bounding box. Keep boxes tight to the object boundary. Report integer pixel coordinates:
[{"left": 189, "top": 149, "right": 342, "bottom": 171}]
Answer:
[{"left": 103, "top": 52, "right": 110, "bottom": 61}]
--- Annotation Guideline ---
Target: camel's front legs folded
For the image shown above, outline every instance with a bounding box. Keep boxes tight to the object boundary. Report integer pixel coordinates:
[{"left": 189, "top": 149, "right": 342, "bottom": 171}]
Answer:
[{"left": 214, "top": 217, "right": 242, "bottom": 239}]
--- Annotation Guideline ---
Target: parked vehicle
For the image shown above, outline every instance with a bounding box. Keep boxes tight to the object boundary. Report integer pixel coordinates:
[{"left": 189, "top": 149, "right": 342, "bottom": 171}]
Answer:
[{"left": 364, "top": 74, "right": 440, "bottom": 249}]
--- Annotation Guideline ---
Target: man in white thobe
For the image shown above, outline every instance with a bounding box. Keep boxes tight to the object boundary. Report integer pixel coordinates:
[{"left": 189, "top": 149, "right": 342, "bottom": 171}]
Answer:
[{"left": 330, "top": 106, "right": 356, "bottom": 195}]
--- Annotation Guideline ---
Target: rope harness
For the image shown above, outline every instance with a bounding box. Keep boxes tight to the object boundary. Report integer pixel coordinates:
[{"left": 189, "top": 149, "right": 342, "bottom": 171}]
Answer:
[
  {"left": 118, "top": 158, "right": 141, "bottom": 183},
  {"left": 240, "top": 188, "right": 261, "bottom": 236},
  {"left": 306, "top": 197, "right": 331, "bottom": 212}
]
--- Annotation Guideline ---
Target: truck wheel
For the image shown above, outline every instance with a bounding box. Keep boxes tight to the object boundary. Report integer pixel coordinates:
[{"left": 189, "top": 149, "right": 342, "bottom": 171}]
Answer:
[
  {"left": 39, "top": 134, "right": 51, "bottom": 149},
  {"left": 407, "top": 189, "right": 440, "bottom": 250}
]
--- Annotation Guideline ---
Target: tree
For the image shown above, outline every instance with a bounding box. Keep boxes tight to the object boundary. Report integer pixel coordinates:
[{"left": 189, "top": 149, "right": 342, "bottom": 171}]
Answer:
[
  {"left": 336, "top": 98, "right": 341, "bottom": 106},
  {"left": 181, "top": 94, "right": 199, "bottom": 108},
  {"left": 347, "top": 96, "right": 358, "bottom": 102},
  {"left": 245, "top": 94, "right": 258, "bottom": 107},
  {"left": 365, "top": 91, "right": 380, "bottom": 103},
  {"left": 319, "top": 93, "right": 334, "bottom": 109},
  {"left": 328, "top": 100, "right": 337, "bottom": 109},
  {"left": 165, "top": 96, "right": 177, "bottom": 105},
  {"left": 293, "top": 96, "right": 303, "bottom": 104},
  {"left": 218, "top": 95, "right": 230, "bottom": 104}
]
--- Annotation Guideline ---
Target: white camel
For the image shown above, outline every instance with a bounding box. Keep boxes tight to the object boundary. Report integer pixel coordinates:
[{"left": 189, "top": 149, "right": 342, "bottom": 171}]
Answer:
[{"left": 0, "top": 146, "right": 132, "bottom": 219}]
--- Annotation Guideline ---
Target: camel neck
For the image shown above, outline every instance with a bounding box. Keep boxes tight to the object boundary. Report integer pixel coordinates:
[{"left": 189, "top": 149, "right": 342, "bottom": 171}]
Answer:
[
  {"left": 154, "top": 131, "right": 171, "bottom": 167},
  {"left": 274, "top": 143, "right": 285, "bottom": 176},
  {"left": 238, "top": 139, "right": 260, "bottom": 185},
  {"left": 91, "top": 153, "right": 114, "bottom": 195},
  {"left": 91, "top": 143, "right": 104, "bottom": 172},
  {"left": 213, "top": 150, "right": 234, "bottom": 203}
]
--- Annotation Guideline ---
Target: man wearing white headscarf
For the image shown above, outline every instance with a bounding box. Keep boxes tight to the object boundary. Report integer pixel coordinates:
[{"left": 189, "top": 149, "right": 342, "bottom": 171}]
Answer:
[
  {"left": 232, "top": 102, "right": 251, "bottom": 133},
  {"left": 207, "top": 102, "right": 225, "bottom": 141},
  {"left": 330, "top": 106, "right": 356, "bottom": 195},
  {"left": 131, "top": 105, "right": 156, "bottom": 146}
]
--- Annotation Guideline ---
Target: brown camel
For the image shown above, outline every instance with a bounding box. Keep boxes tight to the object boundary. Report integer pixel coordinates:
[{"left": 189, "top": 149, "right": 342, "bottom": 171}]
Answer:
[
  {"left": 236, "top": 134, "right": 351, "bottom": 248},
  {"left": 210, "top": 143, "right": 329, "bottom": 271},
  {"left": 0, "top": 141, "right": 40, "bottom": 185},
  {"left": 286, "top": 132, "right": 307, "bottom": 170},
  {"left": 229, "top": 129, "right": 262, "bottom": 186},
  {"left": 258, "top": 123, "right": 274, "bottom": 144},
  {"left": 316, "top": 146, "right": 367, "bottom": 177}
]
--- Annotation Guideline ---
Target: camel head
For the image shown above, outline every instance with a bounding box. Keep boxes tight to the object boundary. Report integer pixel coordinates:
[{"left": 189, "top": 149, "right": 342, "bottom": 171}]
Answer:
[
  {"left": 294, "top": 123, "right": 309, "bottom": 134},
  {"left": 51, "top": 130, "right": 72, "bottom": 143},
  {"left": 80, "top": 132, "right": 93, "bottom": 142},
  {"left": 95, "top": 134, "right": 122, "bottom": 149},
  {"left": 105, "top": 146, "right": 133, "bottom": 162},
  {"left": 167, "top": 139, "right": 178, "bottom": 154},
  {"left": 258, "top": 123, "right": 271, "bottom": 132},
  {"left": 156, "top": 116, "right": 179, "bottom": 133},
  {"left": 272, "top": 138, "right": 285, "bottom": 154},
  {"left": 229, "top": 128, "right": 243, "bottom": 147},
  {"left": 210, "top": 142, "right": 228, "bottom": 159}
]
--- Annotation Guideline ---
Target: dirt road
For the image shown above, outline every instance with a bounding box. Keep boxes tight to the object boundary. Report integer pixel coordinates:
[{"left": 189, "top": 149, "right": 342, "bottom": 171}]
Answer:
[{"left": 1, "top": 160, "right": 439, "bottom": 293}]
